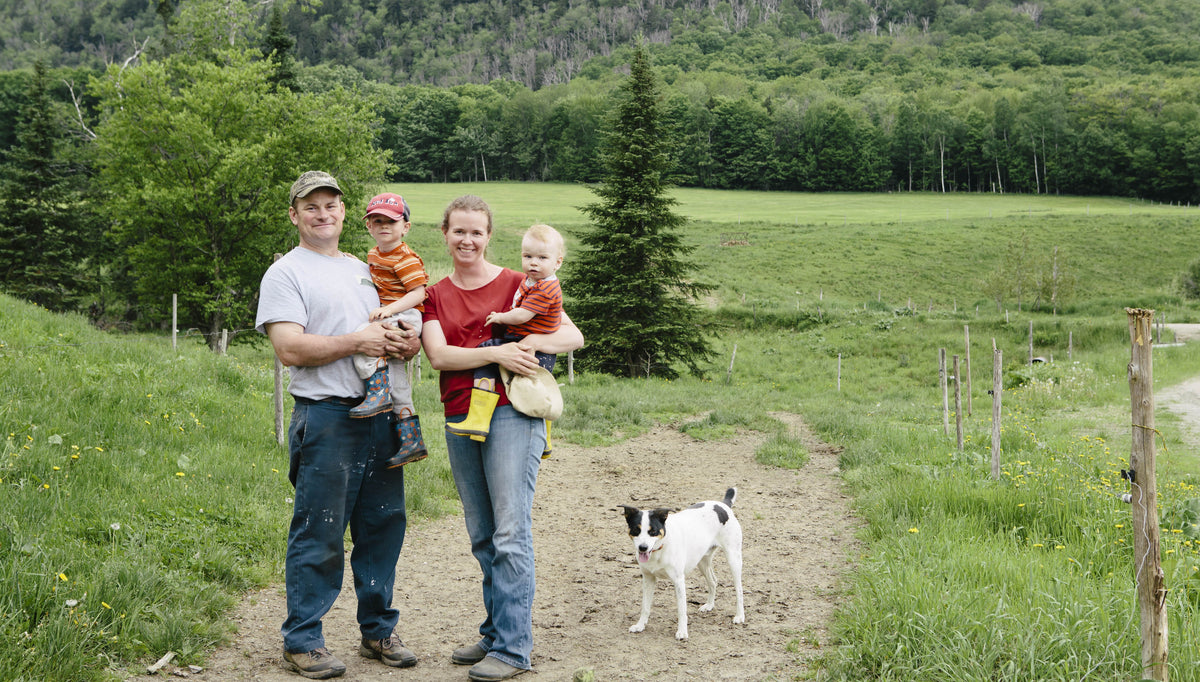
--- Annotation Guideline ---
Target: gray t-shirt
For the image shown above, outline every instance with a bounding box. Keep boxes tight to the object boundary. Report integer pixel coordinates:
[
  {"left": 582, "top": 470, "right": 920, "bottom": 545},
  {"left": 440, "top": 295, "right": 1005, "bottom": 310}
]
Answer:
[{"left": 255, "top": 247, "right": 380, "bottom": 400}]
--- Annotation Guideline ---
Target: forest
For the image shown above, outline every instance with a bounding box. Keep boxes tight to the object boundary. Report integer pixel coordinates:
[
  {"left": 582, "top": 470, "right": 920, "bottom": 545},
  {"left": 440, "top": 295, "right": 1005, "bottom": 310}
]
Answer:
[
  {"left": 0, "top": 0, "right": 1198, "bottom": 198},
  {"left": 0, "top": 0, "right": 1198, "bottom": 337}
]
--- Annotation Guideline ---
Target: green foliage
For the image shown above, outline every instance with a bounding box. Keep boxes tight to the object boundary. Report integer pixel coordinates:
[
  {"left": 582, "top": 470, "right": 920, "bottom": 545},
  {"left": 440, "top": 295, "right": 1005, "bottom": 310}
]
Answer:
[
  {"left": 0, "top": 60, "right": 104, "bottom": 312},
  {"left": 91, "top": 48, "right": 388, "bottom": 348},
  {"left": 568, "top": 45, "right": 715, "bottom": 379}
]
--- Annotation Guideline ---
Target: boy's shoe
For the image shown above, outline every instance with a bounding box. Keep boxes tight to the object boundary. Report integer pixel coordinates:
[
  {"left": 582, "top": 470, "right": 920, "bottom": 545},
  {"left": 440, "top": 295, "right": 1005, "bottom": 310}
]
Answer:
[
  {"left": 386, "top": 414, "right": 428, "bottom": 468},
  {"left": 359, "top": 635, "right": 417, "bottom": 668},
  {"left": 349, "top": 366, "right": 393, "bottom": 418},
  {"left": 445, "top": 388, "right": 500, "bottom": 439},
  {"left": 468, "top": 656, "right": 527, "bottom": 681},
  {"left": 282, "top": 647, "right": 346, "bottom": 679}
]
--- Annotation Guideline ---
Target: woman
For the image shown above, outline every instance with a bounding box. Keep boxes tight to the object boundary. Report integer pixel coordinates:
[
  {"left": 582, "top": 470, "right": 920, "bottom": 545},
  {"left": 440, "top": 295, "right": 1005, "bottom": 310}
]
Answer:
[{"left": 421, "top": 195, "right": 584, "bottom": 681}]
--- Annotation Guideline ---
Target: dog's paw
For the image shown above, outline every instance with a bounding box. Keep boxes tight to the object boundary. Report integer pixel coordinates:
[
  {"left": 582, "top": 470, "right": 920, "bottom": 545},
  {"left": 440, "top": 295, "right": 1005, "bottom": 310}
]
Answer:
[
  {"left": 629, "top": 623, "right": 646, "bottom": 633},
  {"left": 699, "top": 603, "right": 714, "bottom": 613},
  {"left": 733, "top": 614, "right": 746, "bottom": 624},
  {"left": 675, "top": 628, "right": 688, "bottom": 640}
]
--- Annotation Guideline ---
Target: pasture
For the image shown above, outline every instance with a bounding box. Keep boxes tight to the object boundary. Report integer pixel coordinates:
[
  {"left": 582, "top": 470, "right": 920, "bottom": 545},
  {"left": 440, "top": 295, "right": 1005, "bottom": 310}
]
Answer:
[{"left": 4, "top": 186, "right": 1200, "bottom": 680}]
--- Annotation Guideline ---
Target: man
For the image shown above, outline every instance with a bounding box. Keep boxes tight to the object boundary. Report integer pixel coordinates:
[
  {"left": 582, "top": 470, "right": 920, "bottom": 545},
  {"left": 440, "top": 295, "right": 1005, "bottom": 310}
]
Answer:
[{"left": 255, "top": 171, "right": 422, "bottom": 679}]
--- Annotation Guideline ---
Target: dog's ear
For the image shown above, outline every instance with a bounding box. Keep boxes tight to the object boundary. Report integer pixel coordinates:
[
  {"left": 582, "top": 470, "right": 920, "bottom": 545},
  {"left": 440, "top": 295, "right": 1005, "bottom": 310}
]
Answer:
[
  {"left": 650, "top": 508, "right": 673, "bottom": 523},
  {"left": 619, "top": 505, "right": 639, "bottom": 519}
]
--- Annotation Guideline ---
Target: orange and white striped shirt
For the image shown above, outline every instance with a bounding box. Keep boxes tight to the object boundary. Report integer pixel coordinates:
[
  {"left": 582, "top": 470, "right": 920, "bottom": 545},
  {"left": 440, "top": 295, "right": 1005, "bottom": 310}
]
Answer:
[
  {"left": 367, "top": 242, "right": 428, "bottom": 311},
  {"left": 506, "top": 275, "right": 562, "bottom": 337}
]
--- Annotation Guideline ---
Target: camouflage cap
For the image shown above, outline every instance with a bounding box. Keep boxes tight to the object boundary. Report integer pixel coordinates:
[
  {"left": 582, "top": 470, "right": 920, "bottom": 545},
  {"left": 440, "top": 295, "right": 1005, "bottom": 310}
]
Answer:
[{"left": 289, "top": 170, "right": 342, "bottom": 204}]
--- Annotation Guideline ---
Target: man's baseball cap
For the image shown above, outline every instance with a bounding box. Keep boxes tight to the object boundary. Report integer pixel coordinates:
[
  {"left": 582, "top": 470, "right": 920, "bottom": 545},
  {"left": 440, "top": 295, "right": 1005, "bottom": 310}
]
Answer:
[
  {"left": 363, "top": 192, "right": 410, "bottom": 222},
  {"left": 289, "top": 171, "right": 342, "bottom": 204}
]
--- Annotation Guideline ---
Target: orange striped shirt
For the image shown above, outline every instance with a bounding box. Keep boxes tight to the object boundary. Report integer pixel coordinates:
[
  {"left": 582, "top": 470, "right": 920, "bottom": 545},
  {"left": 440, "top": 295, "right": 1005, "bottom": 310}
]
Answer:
[
  {"left": 507, "top": 276, "right": 562, "bottom": 337},
  {"left": 367, "top": 242, "right": 428, "bottom": 311}
]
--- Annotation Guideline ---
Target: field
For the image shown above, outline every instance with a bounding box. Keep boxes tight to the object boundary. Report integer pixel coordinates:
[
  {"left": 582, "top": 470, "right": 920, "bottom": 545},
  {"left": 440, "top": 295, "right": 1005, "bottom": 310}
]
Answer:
[{"left": 4, "top": 187, "right": 1200, "bottom": 680}]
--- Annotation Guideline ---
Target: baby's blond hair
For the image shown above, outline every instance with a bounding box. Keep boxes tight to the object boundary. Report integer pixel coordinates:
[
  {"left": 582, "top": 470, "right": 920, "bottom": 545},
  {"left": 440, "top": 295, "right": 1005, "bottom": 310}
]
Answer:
[{"left": 526, "top": 223, "right": 565, "bottom": 259}]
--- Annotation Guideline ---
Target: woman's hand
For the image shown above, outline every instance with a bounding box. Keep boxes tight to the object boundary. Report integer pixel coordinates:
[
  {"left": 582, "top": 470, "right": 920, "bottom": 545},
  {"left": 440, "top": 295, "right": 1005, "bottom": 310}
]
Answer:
[{"left": 492, "top": 341, "right": 542, "bottom": 376}]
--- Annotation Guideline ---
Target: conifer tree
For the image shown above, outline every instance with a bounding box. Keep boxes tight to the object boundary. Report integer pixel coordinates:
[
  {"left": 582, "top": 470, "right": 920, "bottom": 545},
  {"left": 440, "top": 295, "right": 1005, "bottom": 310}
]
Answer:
[
  {"left": 565, "top": 44, "right": 714, "bottom": 379},
  {"left": 262, "top": 2, "right": 298, "bottom": 92},
  {"left": 0, "top": 61, "right": 99, "bottom": 310}
]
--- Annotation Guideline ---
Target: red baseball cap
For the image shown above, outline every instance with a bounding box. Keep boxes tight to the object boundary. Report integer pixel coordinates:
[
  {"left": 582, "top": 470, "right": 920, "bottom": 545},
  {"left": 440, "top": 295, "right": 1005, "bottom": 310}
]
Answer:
[{"left": 363, "top": 192, "right": 410, "bottom": 221}]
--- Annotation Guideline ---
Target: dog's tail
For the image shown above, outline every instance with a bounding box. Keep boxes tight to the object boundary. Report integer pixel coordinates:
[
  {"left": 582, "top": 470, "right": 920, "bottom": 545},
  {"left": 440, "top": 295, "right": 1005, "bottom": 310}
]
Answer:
[{"left": 723, "top": 487, "right": 737, "bottom": 508}]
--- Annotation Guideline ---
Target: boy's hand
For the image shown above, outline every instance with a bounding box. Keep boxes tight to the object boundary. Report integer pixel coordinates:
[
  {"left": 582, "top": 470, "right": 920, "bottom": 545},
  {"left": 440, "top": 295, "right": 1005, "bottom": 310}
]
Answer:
[
  {"left": 368, "top": 306, "right": 389, "bottom": 322},
  {"left": 485, "top": 311, "right": 502, "bottom": 326}
]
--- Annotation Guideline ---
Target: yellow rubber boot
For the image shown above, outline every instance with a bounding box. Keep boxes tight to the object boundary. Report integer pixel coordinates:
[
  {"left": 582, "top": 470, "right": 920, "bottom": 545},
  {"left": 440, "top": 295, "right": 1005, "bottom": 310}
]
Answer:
[
  {"left": 541, "top": 420, "right": 553, "bottom": 459},
  {"left": 446, "top": 388, "right": 500, "bottom": 440}
]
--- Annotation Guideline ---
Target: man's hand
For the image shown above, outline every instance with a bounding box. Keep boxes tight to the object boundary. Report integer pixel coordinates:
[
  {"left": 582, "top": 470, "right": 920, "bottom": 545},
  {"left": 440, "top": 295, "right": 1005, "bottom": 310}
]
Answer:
[{"left": 384, "top": 320, "right": 421, "bottom": 362}]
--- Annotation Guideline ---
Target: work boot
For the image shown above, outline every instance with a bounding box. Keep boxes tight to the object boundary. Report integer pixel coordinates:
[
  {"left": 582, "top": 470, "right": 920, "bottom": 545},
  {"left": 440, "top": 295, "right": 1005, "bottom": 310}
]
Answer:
[
  {"left": 541, "top": 420, "right": 553, "bottom": 459},
  {"left": 386, "top": 413, "right": 428, "bottom": 468},
  {"left": 358, "top": 635, "right": 417, "bottom": 668},
  {"left": 282, "top": 647, "right": 346, "bottom": 679},
  {"left": 445, "top": 387, "right": 500, "bottom": 440},
  {"left": 349, "top": 366, "right": 392, "bottom": 418}
]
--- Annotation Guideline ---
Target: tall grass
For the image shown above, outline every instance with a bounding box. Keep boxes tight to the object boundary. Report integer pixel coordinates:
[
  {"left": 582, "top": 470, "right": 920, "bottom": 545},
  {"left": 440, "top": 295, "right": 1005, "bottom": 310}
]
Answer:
[
  {"left": 3, "top": 187, "right": 1200, "bottom": 679},
  {"left": 0, "top": 298, "right": 456, "bottom": 680}
]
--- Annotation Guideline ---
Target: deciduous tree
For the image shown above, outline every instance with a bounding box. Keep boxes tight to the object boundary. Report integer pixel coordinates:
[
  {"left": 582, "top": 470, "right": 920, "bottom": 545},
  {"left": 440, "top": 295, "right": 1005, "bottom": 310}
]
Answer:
[{"left": 91, "top": 49, "right": 387, "bottom": 349}]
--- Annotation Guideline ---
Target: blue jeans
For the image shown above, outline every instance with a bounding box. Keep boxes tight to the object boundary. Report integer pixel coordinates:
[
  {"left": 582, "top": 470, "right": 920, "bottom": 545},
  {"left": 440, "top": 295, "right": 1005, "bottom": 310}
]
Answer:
[
  {"left": 445, "top": 405, "right": 544, "bottom": 670},
  {"left": 283, "top": 398, "right": 407, "bottom": 653}
]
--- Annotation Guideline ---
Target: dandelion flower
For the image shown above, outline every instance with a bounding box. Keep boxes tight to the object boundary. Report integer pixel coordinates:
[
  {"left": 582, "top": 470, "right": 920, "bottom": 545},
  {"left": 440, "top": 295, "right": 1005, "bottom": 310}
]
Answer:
[{"left": 908, "top": 528, "right": 919, "bottom": 534}]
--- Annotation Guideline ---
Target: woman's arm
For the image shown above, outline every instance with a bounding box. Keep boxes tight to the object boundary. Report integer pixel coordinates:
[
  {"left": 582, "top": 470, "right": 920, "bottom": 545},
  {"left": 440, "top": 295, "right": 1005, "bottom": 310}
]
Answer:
[
  {"left": 423, "top": 317, "right": 574, "bottom": 376},
  {"left": 518, "top": 310, "right": 584, "bottom": 356}
]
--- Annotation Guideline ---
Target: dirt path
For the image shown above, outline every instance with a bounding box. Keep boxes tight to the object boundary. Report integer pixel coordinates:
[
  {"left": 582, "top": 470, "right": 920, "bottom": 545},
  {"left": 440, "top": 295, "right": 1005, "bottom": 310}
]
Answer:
[{"left": 200, "top": 412, "right": 857, "bottom": 681}]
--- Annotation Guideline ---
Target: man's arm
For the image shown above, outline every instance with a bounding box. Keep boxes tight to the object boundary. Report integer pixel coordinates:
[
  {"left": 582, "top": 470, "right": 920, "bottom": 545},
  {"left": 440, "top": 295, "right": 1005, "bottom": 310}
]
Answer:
[{"left": 267, "top": 320, "right": 414, "bottom": 367}]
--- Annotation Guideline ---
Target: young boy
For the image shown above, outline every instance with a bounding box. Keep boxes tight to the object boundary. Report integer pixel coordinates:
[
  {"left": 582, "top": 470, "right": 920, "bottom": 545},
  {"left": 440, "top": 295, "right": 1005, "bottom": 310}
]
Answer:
[
  {"left": 447, "top": 223, "right": 564, "bottom": 456},
  {"left": 349, "top": 192, "right": 429, "bottom": 468}
]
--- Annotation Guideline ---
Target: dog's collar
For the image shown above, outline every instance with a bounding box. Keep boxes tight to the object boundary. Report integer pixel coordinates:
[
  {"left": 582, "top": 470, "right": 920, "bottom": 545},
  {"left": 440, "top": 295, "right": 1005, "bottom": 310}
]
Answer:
[{"left": 650, "top": 535, "right": 665, "bottom": 554}]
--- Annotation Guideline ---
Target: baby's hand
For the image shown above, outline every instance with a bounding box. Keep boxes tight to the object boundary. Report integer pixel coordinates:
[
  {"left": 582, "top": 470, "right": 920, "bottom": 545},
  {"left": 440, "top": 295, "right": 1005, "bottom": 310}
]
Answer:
[
  {"left": 368, "top": 306, "right": 389, "bottom": 322},
  {"left": 485, "top": 311, "right": 501, "bottom": 326}
]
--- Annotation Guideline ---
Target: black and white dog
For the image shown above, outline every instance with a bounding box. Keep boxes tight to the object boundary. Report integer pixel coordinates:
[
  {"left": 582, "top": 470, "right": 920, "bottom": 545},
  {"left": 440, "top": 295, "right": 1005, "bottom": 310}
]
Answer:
[{"left": 620, "top": 487, "right": 745, "bottom": 640}]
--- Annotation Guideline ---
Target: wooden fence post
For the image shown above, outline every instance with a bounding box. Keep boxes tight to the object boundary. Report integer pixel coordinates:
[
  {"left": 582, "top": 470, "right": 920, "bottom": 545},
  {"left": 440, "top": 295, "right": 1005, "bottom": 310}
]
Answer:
[
  {"left": 172, "top": 294, "right": 178, "bottom": 352},
  {"left": 964, "top": 325, "right": 973, "bottom": 416},
  {"left": 837, "top": 354, "right": 842, "bottom": 392},
  {"left": 991, "top": 344, "right": 1002, "bottom": 480},
  {"left": 567, "top": 350, "right": 575, "bottom": 385},
  {"left": 1126, "top": 307, "right": 1168, "bottom": 682},
  {"left": 939, "top": 348, "right": 949, "bottom": 437},
  {"left": 1028, "top": 319, "right": 1034, "bottom": 364},
  {"left": 953, "top": 354, "right": 963, "bottom": 451},
  {"left": 725, "top": 344, "right": 738, "bottom": 385}
]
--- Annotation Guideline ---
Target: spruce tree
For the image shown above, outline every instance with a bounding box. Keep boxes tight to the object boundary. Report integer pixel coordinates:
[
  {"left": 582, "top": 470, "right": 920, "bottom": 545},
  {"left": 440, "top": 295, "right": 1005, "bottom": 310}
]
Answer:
[
  {"left": 262, "top": 2, "right": 298, "bottom": 92},
  {"left": 0, "top": 61, "right": 98, "bottom": 311},
  {"left": 565, "top": 44, "right": 714, "bottom": 379}
]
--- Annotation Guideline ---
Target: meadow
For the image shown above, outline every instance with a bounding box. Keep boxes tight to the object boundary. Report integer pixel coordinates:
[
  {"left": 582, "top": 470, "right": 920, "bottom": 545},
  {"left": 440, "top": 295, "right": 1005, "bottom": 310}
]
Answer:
[{"left": 4, "top": 187, "right": 1200, "bottom": 680}]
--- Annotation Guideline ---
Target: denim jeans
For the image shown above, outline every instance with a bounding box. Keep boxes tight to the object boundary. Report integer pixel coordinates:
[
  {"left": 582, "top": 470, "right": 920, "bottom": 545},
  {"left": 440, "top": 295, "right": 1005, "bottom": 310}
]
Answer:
[
  {"left": 283, "top": 398, "right": 407, "bottom": 653},
  {"left": 445, "top": 405, "right": 544, "bottom": 670}
]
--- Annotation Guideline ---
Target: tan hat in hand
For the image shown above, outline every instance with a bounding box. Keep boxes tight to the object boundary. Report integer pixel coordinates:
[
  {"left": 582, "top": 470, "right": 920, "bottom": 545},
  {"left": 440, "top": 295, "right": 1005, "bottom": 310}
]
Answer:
[{"left": 499, "top": 366, "right": 563, "bottom": 421}]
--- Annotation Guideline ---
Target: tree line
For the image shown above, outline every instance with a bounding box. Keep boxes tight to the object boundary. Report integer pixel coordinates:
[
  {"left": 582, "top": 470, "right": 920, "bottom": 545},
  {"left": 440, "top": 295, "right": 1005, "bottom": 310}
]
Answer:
[{"left": 1, "top": 0, "right": 1199, "bottom": 348}]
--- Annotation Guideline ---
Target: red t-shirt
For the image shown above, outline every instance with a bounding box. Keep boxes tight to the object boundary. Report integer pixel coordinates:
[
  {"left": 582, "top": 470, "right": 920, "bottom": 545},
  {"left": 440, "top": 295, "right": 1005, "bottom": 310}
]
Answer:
[{"left": 423, "top": 268, "right": 524, "bottom": 416}]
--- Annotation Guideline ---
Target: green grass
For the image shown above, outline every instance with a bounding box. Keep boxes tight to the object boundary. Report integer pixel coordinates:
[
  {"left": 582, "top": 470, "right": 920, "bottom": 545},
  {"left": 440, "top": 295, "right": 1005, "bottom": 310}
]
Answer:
[{"left": 4, "top": 186, "right": 1200, "bottom": 679}]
